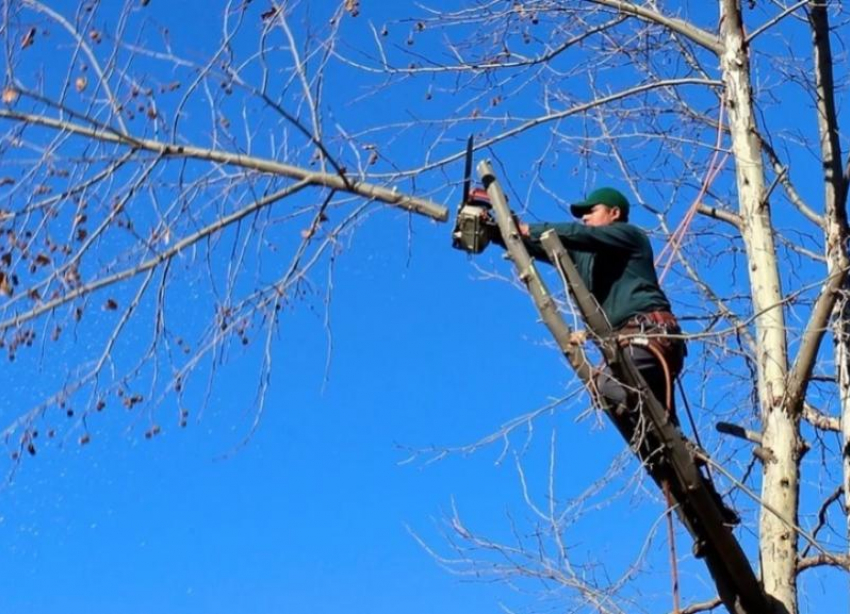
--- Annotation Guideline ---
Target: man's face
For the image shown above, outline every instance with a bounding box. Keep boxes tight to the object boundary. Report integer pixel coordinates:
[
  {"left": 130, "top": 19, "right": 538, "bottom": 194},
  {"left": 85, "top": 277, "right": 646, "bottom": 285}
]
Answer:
[{"left": 581, "top": 204, "right": 621, "bottom": 227}]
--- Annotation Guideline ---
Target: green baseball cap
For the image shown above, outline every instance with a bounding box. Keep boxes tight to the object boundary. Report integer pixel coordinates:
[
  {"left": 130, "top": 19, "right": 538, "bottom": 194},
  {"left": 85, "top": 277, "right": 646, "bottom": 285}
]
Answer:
[{"left": 570, "top": 187, "right": 630, "bottom": 219}]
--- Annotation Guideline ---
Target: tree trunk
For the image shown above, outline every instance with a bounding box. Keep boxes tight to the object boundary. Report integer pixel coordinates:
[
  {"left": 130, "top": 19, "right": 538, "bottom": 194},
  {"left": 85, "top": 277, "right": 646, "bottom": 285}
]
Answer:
[
  {"left": 807, "top": 0, "right": 850, "bottom": 575},
  {"left": 832, "top": 329, "right": 850, "bottom": 606},
  {"left": 719, "top": 2, "right": 796, "bottom": 612}
]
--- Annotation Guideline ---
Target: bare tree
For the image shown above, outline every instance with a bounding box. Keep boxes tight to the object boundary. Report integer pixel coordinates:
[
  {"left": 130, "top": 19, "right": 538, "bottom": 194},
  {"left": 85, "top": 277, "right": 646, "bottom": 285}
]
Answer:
[
  {"left": 333, "top": 2, "right": 849, "bottom": 613},
  {"left": 0, "top": 0, "right": 446, "bottom": 463},
  {"left": 2, "top": 1, "right": 849, "bottom": 614}
]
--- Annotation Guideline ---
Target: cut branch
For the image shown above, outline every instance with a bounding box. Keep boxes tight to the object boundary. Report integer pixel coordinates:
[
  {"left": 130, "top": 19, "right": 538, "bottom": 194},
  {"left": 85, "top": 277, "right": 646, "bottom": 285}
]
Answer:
[{"left": 697, "top": 203, "right": 743, "bottom": 229}]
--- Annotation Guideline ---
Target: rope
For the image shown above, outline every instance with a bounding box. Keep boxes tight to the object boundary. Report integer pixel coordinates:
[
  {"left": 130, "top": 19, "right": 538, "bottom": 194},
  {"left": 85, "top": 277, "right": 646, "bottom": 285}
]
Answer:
[
  {"left": 676, "top": 376, "right": 716, "bottom": 484},
  {"left": 622, "top": 334, "right": 680, "bottom": 613},
  {"left": 638, "top": 340, "right": 674, "bottom": 415},
  {"left": 553, "top": 240, "right": 685, "bottom": 611},
  {"left": 621, "top": 335, "right": 680, "bottom": 614},
  {"left": 704, "top": 456, "right": 831, "bottom": 557},
  {"left": 655, "top": 101, "right": 728, "bottom": 284},
  {"left": 663, "top": 480, "right": 681, "bottom": 614}
]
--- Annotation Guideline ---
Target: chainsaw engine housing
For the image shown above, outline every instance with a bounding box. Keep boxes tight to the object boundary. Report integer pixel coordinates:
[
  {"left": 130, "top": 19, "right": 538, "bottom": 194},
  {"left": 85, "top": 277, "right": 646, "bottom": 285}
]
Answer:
[{"left": 452, "top": 189, "right": 494, "bottom": 254}]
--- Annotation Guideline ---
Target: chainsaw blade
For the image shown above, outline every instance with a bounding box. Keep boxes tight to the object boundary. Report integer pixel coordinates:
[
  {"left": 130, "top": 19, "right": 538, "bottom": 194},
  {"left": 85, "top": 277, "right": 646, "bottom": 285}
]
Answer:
[{"left": 461, "top": 134, "right": 473, "bottom": 206}]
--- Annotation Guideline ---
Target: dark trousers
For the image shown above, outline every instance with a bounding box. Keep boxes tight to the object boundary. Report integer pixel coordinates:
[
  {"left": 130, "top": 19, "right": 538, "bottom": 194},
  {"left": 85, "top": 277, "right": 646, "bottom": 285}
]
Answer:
[
  {"left": 595, "top": 337, "right": 740, "bottom": 528},
  {"left": 597, "top": 343, "right": 679, "bottom": 428}
]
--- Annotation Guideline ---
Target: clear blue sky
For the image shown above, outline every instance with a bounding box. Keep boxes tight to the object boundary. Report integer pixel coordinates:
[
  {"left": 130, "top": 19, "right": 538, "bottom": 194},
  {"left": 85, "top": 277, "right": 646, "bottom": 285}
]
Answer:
[{"left": 0, "top": 2, "right": 843, "bottom": 613}]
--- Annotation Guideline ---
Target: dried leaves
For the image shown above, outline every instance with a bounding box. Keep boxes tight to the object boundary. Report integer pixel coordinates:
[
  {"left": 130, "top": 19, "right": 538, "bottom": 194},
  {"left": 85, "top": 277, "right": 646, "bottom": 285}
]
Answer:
[
  {"left": 20, "top": 27, "right": 36, "bottom": 50},
  {"left": 344, "top": 0, "right": 360, "bottom": 17},
  {"left": 64, "top": 264, "right": 81, "bottom": 287},
  {"left": 260, "top": 7, "right": 279, "bottom": 21},
  {"left": 122, "top": 392, "right": 143, "bottom": 409},
  {"left": 0, "top": 271, "right": 12, "bottom": 297},
  {"left": 5, "top": 328, "right": 35, "bottom": 361},
  {"left": 2, "top": 87, "right": 18, "bottom": 105}
]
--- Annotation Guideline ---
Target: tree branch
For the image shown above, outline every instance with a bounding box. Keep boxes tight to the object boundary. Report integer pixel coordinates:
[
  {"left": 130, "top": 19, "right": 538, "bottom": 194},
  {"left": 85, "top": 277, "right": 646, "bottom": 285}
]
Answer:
[
  {"left": 680, "top": 598, "right": 723, "bottom": 614},
  {"left": 20, "top": 0, "right": 129, "bottom": 134},
  {"left": 802, "top": 486, "right": 844, "bottom": 559},
  {"left": 758, "top": 136, "right": 824, "bottom": 228},
  {"left": 746, "top": 0, "right": 810, "bottom": 44},
  {"left": 585, "top": 0, "right": 723, "bottom": 54},
  {"left": 376, "top": 77, "right": 722, "bottom": 179},
  {"left": 0, "top": 109, "right": 449, "bottom": 221},
  {"left": 0, "top": 179, "right": 313, "bottom": 334},
  {"left": 802, "top": 402, "right": 840, "bottom": 432},
  {"left": 797, "top": 553, "right": 850, "bottom": 572},
  {"left": 785, "top": 265, "right": 850, "bottom": 415},
  {"left": 697, "top": 203, "right": 743, "bottom": 229},
  {"left": 808, "top": 1, "right": 848, "bottom": 222},
  {"left": 786, "top": 2, "right": 850, "bottom": 416}
]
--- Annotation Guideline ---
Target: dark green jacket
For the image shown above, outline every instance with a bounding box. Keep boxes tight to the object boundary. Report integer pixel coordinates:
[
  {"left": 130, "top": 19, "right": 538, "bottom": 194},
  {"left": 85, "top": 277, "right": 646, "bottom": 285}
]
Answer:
[{"left": 525, "top": 221, "right": 671, "bottom": 329}]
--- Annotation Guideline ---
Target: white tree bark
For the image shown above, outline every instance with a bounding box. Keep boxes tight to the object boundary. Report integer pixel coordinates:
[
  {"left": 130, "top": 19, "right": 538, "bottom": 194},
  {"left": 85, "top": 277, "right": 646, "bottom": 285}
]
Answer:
[
  {"left": 836, "top": 293, "right": 850, "bottom": 571},
  {"left": 843, "top": 331, "right": 850, "bottom": 563},
  {"left": 719, "top": 1, "right": 796, "bottom": 612}
]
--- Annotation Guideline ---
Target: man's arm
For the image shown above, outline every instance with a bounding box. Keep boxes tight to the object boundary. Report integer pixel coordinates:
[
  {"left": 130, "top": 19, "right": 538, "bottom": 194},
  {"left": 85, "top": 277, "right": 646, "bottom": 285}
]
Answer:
[{"left": 524, "top": 222, "right": 640, "bottom": 252}]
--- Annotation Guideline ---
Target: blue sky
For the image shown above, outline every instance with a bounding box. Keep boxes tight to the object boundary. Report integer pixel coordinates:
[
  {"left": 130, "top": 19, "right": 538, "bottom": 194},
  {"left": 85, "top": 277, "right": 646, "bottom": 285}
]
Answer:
[
  {"left": 0, "top": 1, "right": 846, "bottom": 613},
  {"left": 0, "top": 219, "right": 599, "bottom": 613}
]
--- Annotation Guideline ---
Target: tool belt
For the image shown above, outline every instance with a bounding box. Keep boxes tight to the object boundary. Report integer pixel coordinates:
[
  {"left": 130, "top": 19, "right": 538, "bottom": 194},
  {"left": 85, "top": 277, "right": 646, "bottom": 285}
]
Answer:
[
  {"left": 616, "top": 311, "right": 686, "bottom": 375},
  {"left": 623, "top": 311, "right": 679, "bottom": 329}
]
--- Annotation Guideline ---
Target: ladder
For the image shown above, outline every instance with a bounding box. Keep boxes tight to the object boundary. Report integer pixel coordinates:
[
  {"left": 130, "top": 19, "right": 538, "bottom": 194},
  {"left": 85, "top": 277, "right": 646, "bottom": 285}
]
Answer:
[{"left": 478, "top": 160, "right": 769, "bottom": 614}]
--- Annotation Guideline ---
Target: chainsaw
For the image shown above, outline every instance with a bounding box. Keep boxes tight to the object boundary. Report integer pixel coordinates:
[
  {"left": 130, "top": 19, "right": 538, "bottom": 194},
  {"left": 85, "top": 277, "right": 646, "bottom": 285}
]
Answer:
[{"left": 451, "top": 135, "right": 497, "bottom": 254}]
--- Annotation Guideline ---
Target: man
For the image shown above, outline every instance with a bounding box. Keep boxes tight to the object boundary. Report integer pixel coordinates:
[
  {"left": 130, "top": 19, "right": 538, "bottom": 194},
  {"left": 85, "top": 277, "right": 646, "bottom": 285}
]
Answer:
[
  {"left": 502, "top": 187, "right": 740, "bottom": 530},
  {"left": 514, "top": 187, "right": 685, "bottom": 421}
]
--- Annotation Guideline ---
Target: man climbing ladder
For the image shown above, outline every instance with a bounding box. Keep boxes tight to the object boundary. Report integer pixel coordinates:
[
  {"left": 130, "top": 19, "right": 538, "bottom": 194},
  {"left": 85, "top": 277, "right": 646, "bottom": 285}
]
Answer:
[
  {"left": 466, "top": 160, "right": 769, "bottom": 614},
  {"left": 491, "top": 185, "right": 738, "bottom": 527},
  {"left": 515, "top": 187, "right": 685, "bottom": 424}
]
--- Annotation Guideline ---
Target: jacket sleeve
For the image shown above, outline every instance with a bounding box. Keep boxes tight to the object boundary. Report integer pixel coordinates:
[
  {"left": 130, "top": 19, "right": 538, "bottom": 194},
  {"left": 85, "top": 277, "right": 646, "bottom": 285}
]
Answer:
[
  {"left": 491, "top": 222, "right": 587, "bottom": 261},
  {"left": 527, "top": 222, "right": 639, "bottom": 252}
]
